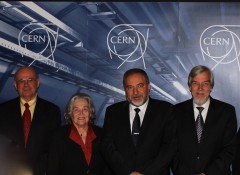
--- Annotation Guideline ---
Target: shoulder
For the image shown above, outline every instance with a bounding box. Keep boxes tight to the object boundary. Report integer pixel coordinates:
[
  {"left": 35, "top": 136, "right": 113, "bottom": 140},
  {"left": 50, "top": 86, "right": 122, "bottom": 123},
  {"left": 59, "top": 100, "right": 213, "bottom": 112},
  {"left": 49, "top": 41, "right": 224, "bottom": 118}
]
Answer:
[
  {"left": 92, "top": 124, "right": 103, "bottom": 135},
  {"left": 0, "top": 97, "right": 19, "bottom": 107},
  {"left": 106, "top": 100, "right": 128, "bottom": 110},
  {"left": 52, "top": 125, "right": 71, "bottom": 138},
  {"left": 0, "top": 98, "right": 19, "bottom": 114},
  {"left": 174, "top": 99, "right": 191, "bottom": 108},
  {"left": 211, "top": 98, "right": 234, "bottom": 108},
  {"left": 149, "top": 98, "right": 173, "bottom": 106},
  {"left": 148, "top": 98, "right": 173, "bottom": 111},
  {"left": 37, "top": 97, "right": 59, "bottom": 108}
]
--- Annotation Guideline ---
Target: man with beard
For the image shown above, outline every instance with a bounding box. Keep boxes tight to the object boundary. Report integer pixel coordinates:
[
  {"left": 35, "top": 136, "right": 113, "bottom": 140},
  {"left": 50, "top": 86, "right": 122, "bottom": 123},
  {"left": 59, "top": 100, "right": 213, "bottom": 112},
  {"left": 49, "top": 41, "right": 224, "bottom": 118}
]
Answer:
[
  {"left": 101, "top": 68, "right": 176, "bottom": 175},
  {"left": 171, "top": 65, "right": 237, "bottom": 175}
]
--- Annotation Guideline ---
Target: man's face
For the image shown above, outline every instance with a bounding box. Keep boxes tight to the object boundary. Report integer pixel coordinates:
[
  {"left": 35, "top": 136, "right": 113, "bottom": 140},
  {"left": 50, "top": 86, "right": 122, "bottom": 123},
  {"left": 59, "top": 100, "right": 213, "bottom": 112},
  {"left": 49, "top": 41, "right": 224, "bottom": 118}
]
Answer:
[
  {"left": 189, "top": 71, "right": 212, "bottom": 105},
  {"left": 124, "top": 73, "right": 150, "bottom": 107},
  {"left": 14, "top": 67, "right": 40, "bottom": 102}
]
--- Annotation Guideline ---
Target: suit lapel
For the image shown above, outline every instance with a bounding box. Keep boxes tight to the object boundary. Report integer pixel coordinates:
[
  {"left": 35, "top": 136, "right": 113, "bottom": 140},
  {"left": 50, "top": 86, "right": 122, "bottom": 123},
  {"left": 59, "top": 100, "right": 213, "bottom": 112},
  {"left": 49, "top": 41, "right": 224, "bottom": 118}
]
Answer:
[
  {"left": 121, "top": 101, "right": 133, "bottom": 145},
  {"left": 183, "top": 100, "right": 199, "bottom": 144},
  {"left": 200, "top": 98, "right": 217, "bottom": 143},
  {"left": 137, "top": 98, "right": 158, "bottom": 145},
  {"left": 13, "top": 98, "right": 25, "bottom": 146},
  {"left": 26, "top": 97, "right": 44, "bottom": 148},
  {"left": 139, "top": 99, "right": 153, "bottom": 134}
]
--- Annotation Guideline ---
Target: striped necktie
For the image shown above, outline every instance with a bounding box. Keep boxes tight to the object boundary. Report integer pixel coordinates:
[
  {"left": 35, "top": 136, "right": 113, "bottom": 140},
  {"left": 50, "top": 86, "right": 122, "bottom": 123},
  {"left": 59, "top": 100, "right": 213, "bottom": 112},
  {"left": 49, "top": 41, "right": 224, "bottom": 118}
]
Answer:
[{"left": 196, "top": 107, "right": 204, "bottom": 143}]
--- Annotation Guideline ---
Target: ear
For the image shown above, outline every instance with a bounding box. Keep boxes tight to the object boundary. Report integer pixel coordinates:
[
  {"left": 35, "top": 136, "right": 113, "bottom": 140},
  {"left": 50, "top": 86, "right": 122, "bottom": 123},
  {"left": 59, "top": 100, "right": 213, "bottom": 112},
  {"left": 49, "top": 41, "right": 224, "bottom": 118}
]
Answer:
[
  {"left": 13, "top": 81, "right": 17, "bottom": 91},
  {"left": 37, "top": 79, "right": 40, "bottom": 88},
  {"left": 189, "top": 86, "right": 192, "bottom": 92},
  {"left": 148, "top": 83, "right": 151, "bottom": 92}
]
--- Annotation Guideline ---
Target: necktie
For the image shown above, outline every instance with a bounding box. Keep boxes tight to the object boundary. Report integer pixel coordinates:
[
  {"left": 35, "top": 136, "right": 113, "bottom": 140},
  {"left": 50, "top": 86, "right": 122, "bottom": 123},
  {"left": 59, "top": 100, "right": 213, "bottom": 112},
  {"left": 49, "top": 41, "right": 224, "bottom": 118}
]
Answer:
[
  {"left": 196, "top": 107, "right": 204, "bottom": 143},
  {"left": 23, "top": 103, "right": 31, "bottom": 147},
  {"left": 132, "top": 108, "right": 140, "bottom": 146}
]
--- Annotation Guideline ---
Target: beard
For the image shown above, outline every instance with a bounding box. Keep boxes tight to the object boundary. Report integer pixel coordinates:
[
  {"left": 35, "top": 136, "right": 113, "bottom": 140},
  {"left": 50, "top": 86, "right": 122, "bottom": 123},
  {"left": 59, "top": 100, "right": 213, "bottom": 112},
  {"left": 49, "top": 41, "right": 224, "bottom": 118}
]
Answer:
[
  {"left": 193, "top": 96, "right": 209, "bottom": 106},
  {"left": 129, "top": 95, "right": 148, "bottom": 107}
]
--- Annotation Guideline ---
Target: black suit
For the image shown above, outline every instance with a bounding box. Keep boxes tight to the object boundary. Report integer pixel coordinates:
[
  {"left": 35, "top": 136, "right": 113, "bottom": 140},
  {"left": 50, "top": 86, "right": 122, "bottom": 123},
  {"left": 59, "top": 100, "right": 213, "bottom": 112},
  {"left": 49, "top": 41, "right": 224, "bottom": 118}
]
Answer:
[
  {"left": 101, "top": 97, "right": 176, "bottom": 175},
  {"left": 172, "top": 97, "right": 237, "bottom": 175},
  {"left": 0, "top": 97, "right": 61, "bottom": 175},
  {"left": 47, "top": 124, "right": 108, "bottom": 175},
  {"left": 232, "top": 128, "right": 240, "bottom": 175}
]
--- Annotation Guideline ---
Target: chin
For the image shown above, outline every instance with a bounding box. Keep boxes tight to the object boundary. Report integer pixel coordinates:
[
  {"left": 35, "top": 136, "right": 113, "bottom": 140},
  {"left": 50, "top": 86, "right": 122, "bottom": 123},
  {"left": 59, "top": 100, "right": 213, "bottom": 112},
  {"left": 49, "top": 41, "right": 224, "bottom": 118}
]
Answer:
[
  {"left": 193, "top": 98, "right": 208, "bottom": 106},
  {"left": 131, "top": 101, "right": 144, "bottom": 107}
]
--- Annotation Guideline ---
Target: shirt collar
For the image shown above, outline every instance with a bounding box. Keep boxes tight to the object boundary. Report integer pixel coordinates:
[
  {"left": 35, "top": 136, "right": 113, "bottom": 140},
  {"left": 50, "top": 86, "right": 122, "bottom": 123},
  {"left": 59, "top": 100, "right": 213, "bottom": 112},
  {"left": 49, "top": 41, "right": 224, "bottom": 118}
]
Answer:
[
  {"left": 193, "top": 97, "right": 210, "bottom": 109},
  {"left": 20, "top": 95, "right": 37, "bottom": 107},
  {"left": 130, "top": 98, "right": 149, "bottom": 112}
]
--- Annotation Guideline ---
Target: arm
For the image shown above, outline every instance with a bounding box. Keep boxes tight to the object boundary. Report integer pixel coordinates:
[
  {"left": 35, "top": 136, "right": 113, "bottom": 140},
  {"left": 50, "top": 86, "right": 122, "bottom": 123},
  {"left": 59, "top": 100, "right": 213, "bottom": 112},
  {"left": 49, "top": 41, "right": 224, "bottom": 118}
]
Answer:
[
  {"left": 204, "top": 106, "right": 237, "bottom": 175},
  {"left": 100, "top": 106, "right": 132, "bottom": 175},
  {"left": 46, "top": 131, "right": 62, "bottom": 175},
  {"left": 232, "top": 128, "right": 240, "bottom": 175},
  {"left": 142, "top": 107, "right": 177, "bottom": 175}
]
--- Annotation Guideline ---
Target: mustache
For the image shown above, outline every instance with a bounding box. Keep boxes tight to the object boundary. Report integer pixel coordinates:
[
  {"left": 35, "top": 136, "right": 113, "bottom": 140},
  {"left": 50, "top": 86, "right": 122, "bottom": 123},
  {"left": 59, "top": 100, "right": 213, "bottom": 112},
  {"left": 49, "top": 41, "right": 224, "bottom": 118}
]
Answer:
[{"left": 131, "top": 94, "right": 142, "bottom": 98}]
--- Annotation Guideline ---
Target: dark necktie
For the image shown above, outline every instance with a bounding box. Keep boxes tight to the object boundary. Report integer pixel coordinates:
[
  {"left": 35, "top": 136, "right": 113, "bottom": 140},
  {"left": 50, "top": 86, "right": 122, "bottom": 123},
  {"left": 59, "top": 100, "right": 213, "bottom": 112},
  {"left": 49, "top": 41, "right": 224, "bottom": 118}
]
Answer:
[
  {"left": 196, "top": 107, "right": 204, "bottom": 143},
  {"left": 132, "top": 108, "right": 140, "bottom": 146},
  {"left": 23, "top": 103, "right": 31, "bottom": 147}
]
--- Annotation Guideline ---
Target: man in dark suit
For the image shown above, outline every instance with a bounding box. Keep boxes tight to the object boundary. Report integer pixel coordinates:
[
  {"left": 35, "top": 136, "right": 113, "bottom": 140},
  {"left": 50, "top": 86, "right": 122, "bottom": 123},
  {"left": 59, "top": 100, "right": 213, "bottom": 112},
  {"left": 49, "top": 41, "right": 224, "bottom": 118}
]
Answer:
[
  {"left": 232, "top": 128, "right": 240, "bottom": 175},
  {"left": 0, "top": 66, "right": 61, "bottom": 175},
  {"left": 101, "top": 68, "right": 176, "bottom": 175},
  {"left": 171, "top": 65, "right": 237, "bottom": 175}
]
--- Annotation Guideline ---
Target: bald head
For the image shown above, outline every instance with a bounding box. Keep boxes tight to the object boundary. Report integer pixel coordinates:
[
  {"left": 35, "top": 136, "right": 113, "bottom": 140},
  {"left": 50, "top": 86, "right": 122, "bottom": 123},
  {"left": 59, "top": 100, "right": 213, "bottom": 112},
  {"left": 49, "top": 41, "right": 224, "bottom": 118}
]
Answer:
[{"left": 13, "top": 66, "right": 40, "bottom": 102}]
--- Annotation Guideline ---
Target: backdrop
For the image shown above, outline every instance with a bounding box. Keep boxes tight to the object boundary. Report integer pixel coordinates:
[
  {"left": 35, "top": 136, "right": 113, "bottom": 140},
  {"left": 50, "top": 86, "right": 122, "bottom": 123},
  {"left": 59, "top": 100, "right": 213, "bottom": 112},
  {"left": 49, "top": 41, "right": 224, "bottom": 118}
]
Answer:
[{"left": 0, "top": 2, "right": 240, "bottom": 127}]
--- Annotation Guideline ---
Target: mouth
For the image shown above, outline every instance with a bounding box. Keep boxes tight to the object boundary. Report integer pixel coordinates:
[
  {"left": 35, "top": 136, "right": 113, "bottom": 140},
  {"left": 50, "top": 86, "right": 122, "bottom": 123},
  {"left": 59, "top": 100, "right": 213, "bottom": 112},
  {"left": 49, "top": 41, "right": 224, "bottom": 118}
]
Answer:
[
  {"left": 132, "top": 95, "right": 142, "bottom": 100},
  {"left": 77, "top": 117, "right": 85, "bottom": 120}
]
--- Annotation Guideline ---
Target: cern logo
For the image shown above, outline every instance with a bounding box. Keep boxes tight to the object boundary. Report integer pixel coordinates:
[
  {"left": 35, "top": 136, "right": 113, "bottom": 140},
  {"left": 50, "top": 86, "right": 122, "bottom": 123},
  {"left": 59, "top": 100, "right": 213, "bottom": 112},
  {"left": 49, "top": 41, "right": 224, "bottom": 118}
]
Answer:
[
  {"left": 107, "top": 24, "right": 152, "bottom": 69},
  {"left": 18, "top": 23, "right": 59, "bottom": 66},
  {"left": 200, "top": 25, "right": 240, "bottom": 71}
]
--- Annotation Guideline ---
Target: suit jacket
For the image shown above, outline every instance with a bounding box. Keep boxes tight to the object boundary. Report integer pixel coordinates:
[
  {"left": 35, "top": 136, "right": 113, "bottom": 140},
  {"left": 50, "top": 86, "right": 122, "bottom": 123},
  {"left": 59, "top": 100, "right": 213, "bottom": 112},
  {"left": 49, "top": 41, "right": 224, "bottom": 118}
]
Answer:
[
  {"left": 101, "top": 97, "right": 176, "bottom": 175},
  {"left": 0, "top": 96, "right": 61, "bottom": 175},
  {"left": 0, "top": 133, "right": 26, "bottom": 175},
  {"left": 232, "top": 128, "right": 240, "bottom": 175},
  {"left": 47, "top": 124, "right": 108, "bottom": 175},
  {"left": 172, "top": 97, "right": 237, "bottom": 175}
]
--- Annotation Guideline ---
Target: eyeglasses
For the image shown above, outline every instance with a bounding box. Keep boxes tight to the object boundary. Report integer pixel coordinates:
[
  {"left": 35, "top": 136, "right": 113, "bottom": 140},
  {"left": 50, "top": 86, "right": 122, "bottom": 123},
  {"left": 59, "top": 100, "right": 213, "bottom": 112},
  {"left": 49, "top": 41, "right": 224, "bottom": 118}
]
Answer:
[
  {"left": 16, "top": 78, "right": 36, "bottom": 84},
  {"left": 191, "top": 81, "right": 211, "bottom": 88}
]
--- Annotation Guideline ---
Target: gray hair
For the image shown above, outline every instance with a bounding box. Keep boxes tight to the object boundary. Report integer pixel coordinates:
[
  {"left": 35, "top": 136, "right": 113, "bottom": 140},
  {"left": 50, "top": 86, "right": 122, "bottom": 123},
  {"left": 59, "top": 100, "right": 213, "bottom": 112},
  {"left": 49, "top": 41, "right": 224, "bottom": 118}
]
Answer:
[
  {"left": 64, "top": 93, "right": 95, "bottom": 124},
  {"left": 188, "top": 65, "right": 214, "bottom": 88}
]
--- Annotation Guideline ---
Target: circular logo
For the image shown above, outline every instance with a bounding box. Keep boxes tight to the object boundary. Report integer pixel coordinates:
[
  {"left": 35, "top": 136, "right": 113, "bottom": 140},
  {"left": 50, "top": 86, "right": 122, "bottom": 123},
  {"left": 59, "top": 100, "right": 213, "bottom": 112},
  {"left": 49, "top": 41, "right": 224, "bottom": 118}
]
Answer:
[
  {"left": 18, "top": 23, "right": 57, "bottom": 59},
  {"left": 200, "top": 25, "right": 240, "bottom": 64},
  {"left": 107, "top": 24, "right": 148, "bottom": 63}
]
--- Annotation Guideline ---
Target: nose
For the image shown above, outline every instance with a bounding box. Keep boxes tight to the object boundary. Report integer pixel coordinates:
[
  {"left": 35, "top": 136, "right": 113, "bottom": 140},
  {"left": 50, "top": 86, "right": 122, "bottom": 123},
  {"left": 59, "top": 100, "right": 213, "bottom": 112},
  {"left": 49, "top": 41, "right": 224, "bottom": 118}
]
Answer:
[
  {"left": 23, "top": 81, "right": 30, "bottom": 86},
  {"left": 198, "top": 84, "right": 203, "bottom": 90},
  {"left": 132, "top": 87, "right": 139, "bottom": 94}
]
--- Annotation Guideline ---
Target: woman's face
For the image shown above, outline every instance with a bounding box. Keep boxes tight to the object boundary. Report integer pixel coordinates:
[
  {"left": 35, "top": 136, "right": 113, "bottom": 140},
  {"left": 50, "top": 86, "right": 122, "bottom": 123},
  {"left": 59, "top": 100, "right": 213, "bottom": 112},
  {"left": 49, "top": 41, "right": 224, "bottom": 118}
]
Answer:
[{"left": 71, "top": 98, "right": 90, "bottom": 128}]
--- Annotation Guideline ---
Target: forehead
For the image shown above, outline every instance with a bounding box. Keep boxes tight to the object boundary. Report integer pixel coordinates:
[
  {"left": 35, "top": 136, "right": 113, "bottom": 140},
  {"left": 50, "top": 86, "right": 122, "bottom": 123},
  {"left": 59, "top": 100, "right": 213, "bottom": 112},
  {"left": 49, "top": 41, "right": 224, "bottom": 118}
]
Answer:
[
  {"left": 125, "top": 73, "right": 146, "bottom": 84},
  {"left": 192, "top": 71, "right": 210, "bottom": 81},
  {"left": 15, "top": 68, "right": 36, "bottom": 79},
  {"left": 73, "top": 98, "right": 88, "bottom": 107}
]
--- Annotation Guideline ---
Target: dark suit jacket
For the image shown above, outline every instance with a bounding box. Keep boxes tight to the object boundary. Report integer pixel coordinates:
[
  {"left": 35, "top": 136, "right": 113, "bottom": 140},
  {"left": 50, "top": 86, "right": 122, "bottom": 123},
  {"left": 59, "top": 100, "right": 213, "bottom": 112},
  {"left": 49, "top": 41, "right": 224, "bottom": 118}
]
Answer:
[
  {"left": 0, "top": 96, "right": 61, "bottom": 175},
  {"left": 172, "top": 97, "right": 237, "bottom": 175},
  {"left": 47, "top": 124, "right": 108, "bottom": 175},
  {"left": 232, "top": 128, "right": 240, "bottom": 175},
  {"left": 101, "top": 97, "right": 176, "bottom": 175}
]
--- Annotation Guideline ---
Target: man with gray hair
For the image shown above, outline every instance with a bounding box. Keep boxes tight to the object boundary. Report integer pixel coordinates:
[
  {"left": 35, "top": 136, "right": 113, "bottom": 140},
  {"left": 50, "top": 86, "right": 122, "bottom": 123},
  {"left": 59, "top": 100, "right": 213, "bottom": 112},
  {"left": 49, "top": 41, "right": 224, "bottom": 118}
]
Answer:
[{"left": 171, "top": 65, "right": 237, "bottom": 175}]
